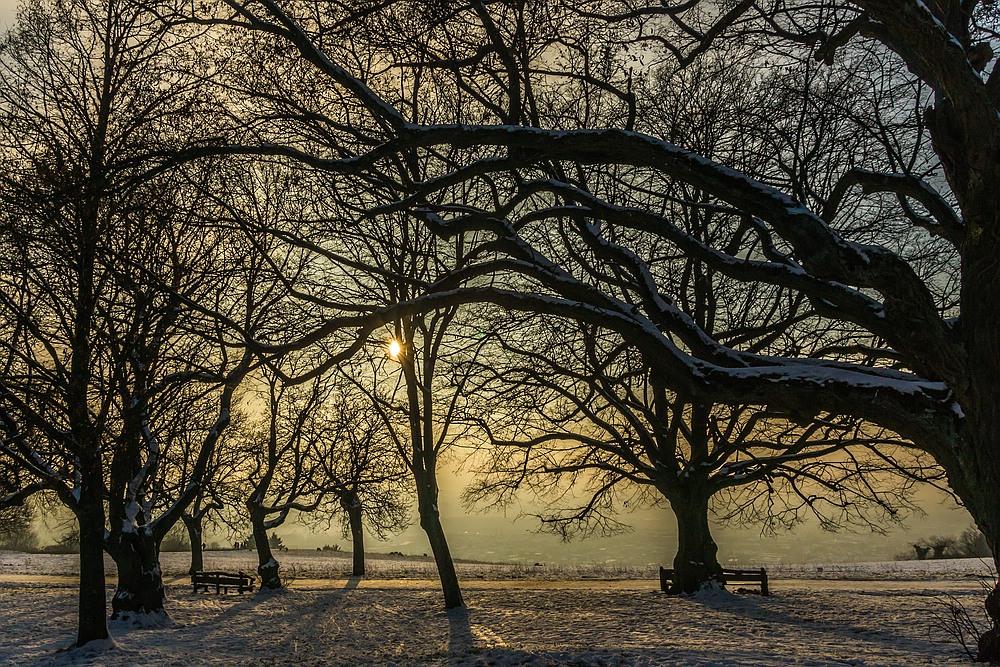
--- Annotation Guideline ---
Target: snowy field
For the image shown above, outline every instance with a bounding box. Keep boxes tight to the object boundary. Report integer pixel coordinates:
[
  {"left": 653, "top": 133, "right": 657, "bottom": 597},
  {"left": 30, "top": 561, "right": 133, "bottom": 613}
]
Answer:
[
  {"left": 0, "top": 550, "right": 996, "bottom": 666},
  {"left": 3, "top": 548, "right": 995, "bottom": 581}
]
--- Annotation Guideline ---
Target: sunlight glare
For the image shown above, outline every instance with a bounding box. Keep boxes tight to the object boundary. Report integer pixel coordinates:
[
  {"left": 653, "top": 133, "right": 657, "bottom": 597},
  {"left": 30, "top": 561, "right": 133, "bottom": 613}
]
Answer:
[{"left": 388, "top": 339, "right": 402, "bottom": 358}]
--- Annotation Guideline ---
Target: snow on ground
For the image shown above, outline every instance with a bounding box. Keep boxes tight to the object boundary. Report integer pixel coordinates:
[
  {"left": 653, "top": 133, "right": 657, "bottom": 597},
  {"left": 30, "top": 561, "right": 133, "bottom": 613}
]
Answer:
[
  {"left": 759, "top": 557, "right": 996, "bottom": 581},
  {"left": 0, "top": 551, "right": 995, "bottom": 666},
  {"left": 2, "top": 549, "right": 993, "bottom": 581}
]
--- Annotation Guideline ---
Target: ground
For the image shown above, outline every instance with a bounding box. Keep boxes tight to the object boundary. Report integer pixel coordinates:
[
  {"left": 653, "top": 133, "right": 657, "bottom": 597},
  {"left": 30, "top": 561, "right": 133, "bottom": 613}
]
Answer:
[{"left": 0, "top": 551, "right": 993, "bottom": 666}]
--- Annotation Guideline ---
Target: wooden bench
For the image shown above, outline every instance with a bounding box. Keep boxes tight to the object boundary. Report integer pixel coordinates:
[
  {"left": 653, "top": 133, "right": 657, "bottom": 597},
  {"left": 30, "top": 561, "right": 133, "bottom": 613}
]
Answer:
[
  {"left": 192, "top": 570, "right": 255, "bottom": 594},
  {"left": 659, "top": 566, "right": 769, "bottom": 596}
]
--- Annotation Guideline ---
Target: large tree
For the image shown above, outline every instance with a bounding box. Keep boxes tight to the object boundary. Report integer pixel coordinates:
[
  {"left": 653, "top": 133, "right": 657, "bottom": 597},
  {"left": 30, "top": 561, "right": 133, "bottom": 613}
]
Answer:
[
  {"left": 184, "top": 0, "right": 1000, "bottom": 656},
  {"left": 463, "top": 317, "right": 939, "bottom": 593},
  {"left": 0, "top": 0, "right": 257, "bottom": 636},
  {"left": 101, "top": 204, "right": 254, "bottom": 623},
  {"left": 0, "top": 0, "right": 184, "bottom": 643}
]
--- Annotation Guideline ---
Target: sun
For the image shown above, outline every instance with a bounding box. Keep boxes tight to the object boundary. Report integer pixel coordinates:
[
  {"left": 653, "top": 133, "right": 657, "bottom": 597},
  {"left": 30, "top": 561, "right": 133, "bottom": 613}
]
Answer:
[{"left": 388, "top": 339, "right": 402, "bottom": 358}]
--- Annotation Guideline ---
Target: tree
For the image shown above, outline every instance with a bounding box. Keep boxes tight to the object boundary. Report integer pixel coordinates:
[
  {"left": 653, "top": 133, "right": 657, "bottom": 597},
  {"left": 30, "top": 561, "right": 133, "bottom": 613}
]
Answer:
[
  {"left": 464, "top": 317, "right": 937, "bottom": 593},
  {"left": 150, "top": 383, "right": 248, "bottom": 577},
  {"left": 0, "top": 0, "right": 200, "bottom": 643},
  {"left": 0, "top": 493, "right": 37, "bottom": 552},
  {"left": 101, "top": 200, "right": 255, "bottom": 623},
  {"left": 0, "top": 463, "right": 38, "bottom": 544},
  {"left": 177, "top": 414, "right": 243, "bottom": 575},
  {"left": 268, "top": 531, "right": 285, "bottom": 551},
  {"left": 294, "top": 202, "right": 489, "bottom": 607},
  {"left": 339, "top": 305, "right": 481, "bottom": 605},
  {"left": 179, "top": 0, "right": 1000, "bottom": 656},
  {"left": 234, "top": 370, "right": 338, "bottom": 589},
  {"left": 305, "top": 388, "right": 410, "bottom": 578},
  {"left": 0, "top": 0, "right": 258, "bottom": 633}
]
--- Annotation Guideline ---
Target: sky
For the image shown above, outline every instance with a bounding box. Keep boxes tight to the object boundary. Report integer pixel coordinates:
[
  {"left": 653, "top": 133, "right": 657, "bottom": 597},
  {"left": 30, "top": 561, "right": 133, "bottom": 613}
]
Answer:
[{"left": 0, "top": 0, "right": 13, "bottom": 28}]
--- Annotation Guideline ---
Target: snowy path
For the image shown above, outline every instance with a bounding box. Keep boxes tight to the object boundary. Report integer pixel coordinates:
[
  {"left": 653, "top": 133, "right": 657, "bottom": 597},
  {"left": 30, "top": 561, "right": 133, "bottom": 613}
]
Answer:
[{"left": 0, "top": 577, "right": 982, "bottom": 666}]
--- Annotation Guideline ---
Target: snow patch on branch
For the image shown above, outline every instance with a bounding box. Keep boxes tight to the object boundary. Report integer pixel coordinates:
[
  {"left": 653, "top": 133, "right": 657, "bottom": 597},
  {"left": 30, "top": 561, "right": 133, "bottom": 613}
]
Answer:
[
  {"left": 718, "top": 363, "right": 950, "bottom": 398},
  {"left": 913, "top": 1, "right": 967, "bottom": 52}
]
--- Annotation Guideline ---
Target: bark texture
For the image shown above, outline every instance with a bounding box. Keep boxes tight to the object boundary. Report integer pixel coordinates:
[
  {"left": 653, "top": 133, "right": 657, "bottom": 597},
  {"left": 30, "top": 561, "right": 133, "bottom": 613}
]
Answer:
[
  {"left": 251, "top": 511, "right": 281, "bottom": 589},
  {"left": 75, "top": 490, "right": 109, "bottom": 646},
  {"left": 109, "top": 529, "right": 167, "bottom": 621},
  {"left": 668, "top": 491, "right": 723, "bottom": 595},
  {"left": 416, "top": 479, "right": 463, "bottom": 609},
  {"left": 342, "top": 495, "right": 366, "bottom": 577}
]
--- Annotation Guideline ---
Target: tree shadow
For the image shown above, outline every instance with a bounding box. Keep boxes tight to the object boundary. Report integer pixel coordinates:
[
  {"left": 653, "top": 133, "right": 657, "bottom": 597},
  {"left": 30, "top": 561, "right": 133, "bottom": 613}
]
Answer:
[
  {"left": 446, "top": 606, "right": 475, "bottom": 658},
  {"left": 188, "top": 586, "right": 277, "bottom": 626},
  {"left": 686, "top": 588, "right": 946, "bottom": 654}
]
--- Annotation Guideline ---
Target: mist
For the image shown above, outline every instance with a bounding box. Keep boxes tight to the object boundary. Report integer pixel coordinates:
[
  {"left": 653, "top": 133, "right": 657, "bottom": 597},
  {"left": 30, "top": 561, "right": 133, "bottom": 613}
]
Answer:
[{"left": 268, "top": 464, "right": 972, "bottom": 567}]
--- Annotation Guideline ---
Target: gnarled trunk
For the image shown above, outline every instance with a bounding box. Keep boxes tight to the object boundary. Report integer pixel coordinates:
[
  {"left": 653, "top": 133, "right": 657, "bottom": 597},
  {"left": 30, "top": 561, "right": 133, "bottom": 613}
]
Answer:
[
  {"left": 250, "top": 510, "right": 281, "bottom": 589},
  {"left": 416, "top": 481, "right": 463, "bottom": 609},
  {"left": 341, "top": 495, "right": 365, "bottom": 577},
  {"left": 109, "top": 528, "right": 166, "bottom": 622},
  {"left": 182, "top": 514, "right": 204, "bottom": 576},
  {"left": 668, "top": 490, "right": 723, "bottom": 595},
  {"left": 75, "top": 491, "right": 109, "bottom": 646},
  {"left": 957, "top": 207, "right": 1000, "bottom": 662},
  {"left": 956, "top": 465, "right": 1000, "bottom": 662}
]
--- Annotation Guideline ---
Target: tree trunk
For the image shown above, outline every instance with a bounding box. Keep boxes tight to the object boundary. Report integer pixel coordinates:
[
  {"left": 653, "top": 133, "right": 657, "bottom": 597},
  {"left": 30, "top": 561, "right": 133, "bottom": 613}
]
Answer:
[
  {"left": 75, "top": 492, "right": 109, "bottom": 646},
  {"left": 416, "top": 481, "right": 463, "bottom": 608},
  {"left": 958, "top": 207, "right": 1000, "bottom": 662},
  {"left": 668, "top": 490, "right": 723, "bottom": 595},
  {"left": 251, "top": 511, "right": 281, "bottom": 589},
  {"left": 182, "top": 514, "right": 204, "bottom": 576},
  {"left": 342, "top": 495, "right": 365, "bottom": 577},
  {"left": 109, "top": 528, "right": 167, "bottom": 622},
  {"left": 959, "top": 480, "right": 1000, "bottom": 661},
  {"left": 970, "top": 499, "right": 1000, "bottom": 661}
]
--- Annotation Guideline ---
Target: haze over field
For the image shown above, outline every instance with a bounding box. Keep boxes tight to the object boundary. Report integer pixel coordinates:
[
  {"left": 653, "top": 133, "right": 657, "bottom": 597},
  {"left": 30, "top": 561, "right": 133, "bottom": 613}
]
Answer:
[
  {"left": 206, "top": 467, "right": 970, "bottom": 566},
  {"left": 31, "top": 453, "right": 966, "bottom": 566}
]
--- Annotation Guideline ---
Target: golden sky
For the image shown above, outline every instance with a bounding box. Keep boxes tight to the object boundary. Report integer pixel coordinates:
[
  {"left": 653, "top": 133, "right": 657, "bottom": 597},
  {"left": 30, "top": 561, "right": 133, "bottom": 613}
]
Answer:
[{"left": 0, "top": 0, "right": 14, "bottom": 27}]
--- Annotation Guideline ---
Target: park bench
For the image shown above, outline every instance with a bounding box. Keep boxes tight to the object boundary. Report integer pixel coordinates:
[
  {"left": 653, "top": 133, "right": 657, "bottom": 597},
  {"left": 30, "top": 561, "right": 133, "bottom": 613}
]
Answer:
[
  {"left": 659, "top": 566, "right": 769, "bottom": 596},
  {"left": 191, "top": 570, "right": 255, "bottom": 594}
]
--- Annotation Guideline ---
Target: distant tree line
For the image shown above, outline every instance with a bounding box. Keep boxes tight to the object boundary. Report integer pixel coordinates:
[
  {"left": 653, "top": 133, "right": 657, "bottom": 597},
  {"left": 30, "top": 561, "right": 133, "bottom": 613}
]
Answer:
[{"left": 902, "top": 526, "right": 992, "bottom": 561}]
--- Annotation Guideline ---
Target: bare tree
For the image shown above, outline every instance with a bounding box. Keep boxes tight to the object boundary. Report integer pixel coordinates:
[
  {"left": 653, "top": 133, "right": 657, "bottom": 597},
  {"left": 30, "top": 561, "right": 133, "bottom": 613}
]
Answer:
[
  {"left": 154, "top": 384, "right": 250, "bottom": 575},
  {"left": 0, "top": 0, "right": 236, "bottom": 642},
  {"left": 98, "top": 189, "right": 260, "bottom": 622},
  {"left": 332, "top": 269, "right": 486, "bottom": 606},
  {"left": 177, "top": 419, "right": 244, "bottom": 575},
  {"left": 0, "top": 464, "right": 36, "bottom": 549},
  {"left": 307, "top": 393, "right": 410, "bottom": 578},
  {"left": 233, "top": 370, "right": 344, "bottom": 589},
  {"left": 463, "top": 317, "right": 938, "bottom": 592},
  {"left": 229, "top": 358, "right": 410, "bottom": 586},
  {"left": 351, "top": 308, "right": 478, "bottom": 608},
  {"left": 172, "top": 1, "right": 1000, "bottom": 656}
]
